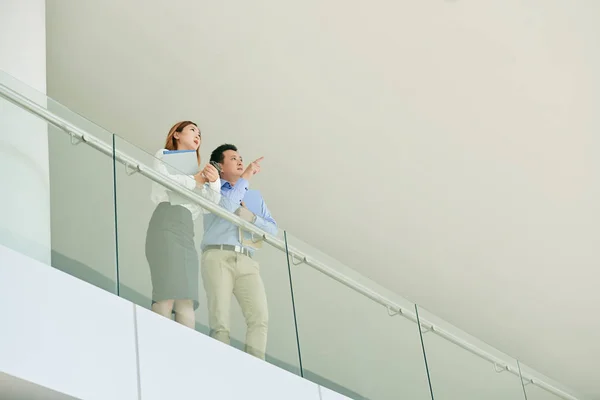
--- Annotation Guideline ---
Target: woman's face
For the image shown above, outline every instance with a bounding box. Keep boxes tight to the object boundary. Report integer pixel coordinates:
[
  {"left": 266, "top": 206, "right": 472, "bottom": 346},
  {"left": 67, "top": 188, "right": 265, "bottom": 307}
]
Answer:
[{"left": 174, "top": 124, "right": 201, "bottom": 151}]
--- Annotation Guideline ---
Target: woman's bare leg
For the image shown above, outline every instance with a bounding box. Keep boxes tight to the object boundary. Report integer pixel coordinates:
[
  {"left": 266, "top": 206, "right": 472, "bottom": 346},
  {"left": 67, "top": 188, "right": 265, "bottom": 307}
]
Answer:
[
  {"left": 152, "top": 299, "right": 175, "bottom": 319},
  {"left": 174, "top": 299, "right": 195, "bottom": 329}
]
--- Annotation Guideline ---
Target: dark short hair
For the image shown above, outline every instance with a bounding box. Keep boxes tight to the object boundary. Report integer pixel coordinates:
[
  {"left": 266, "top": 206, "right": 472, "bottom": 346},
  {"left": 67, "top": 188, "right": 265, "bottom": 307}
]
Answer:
[{"left": 210, "top": 144, "right": 238, "bottom": 164}]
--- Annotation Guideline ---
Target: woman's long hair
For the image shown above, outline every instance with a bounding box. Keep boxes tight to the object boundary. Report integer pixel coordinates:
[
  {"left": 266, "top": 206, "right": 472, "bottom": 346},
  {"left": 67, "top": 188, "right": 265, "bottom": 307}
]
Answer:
[{"left": 164, "top": 121, "right": 201, "bottom": 165}]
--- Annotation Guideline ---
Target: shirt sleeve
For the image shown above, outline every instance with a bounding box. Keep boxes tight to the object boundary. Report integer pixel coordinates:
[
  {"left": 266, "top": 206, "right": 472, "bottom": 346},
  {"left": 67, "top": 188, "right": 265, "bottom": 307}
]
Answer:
[
  {"left": 153, "top": 149, "right": 196, "bottom": 190},
  {"left": 254, "top": 199, "right": 278, "bottom": 235}
]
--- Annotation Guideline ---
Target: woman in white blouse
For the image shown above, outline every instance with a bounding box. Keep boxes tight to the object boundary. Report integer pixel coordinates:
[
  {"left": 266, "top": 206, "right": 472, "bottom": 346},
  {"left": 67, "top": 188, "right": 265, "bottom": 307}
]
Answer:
[{"left": 145, "top": 121, "right": 220, "bottom": 329}]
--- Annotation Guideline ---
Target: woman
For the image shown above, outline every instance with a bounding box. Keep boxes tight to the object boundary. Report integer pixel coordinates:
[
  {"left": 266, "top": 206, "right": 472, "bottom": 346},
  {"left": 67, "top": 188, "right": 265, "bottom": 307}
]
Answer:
[{"left": 145, "top": 120, "right": 220, "bottom": 329}]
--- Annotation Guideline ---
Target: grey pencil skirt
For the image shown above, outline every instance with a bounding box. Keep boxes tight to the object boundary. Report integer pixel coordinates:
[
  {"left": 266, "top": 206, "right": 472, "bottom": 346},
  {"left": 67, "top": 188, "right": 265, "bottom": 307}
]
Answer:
[{"left": 145, "top": 202, "right": 199, "bottom": 310}]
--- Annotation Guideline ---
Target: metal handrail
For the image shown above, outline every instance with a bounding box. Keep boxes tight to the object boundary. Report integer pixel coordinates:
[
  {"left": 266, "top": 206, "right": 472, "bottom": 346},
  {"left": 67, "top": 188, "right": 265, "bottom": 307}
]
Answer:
[{"left": 0, "top": 82, "right": 580, "bottom": 400}]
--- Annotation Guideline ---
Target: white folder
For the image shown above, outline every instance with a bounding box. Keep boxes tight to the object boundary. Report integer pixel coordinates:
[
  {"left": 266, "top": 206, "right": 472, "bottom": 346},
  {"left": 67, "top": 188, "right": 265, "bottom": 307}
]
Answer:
[
  {"left": 161, "top": 150, "right": 199, "bottom": 205},
  {"left": 162, "top": 150, "right": 198, "bottom": 175}
]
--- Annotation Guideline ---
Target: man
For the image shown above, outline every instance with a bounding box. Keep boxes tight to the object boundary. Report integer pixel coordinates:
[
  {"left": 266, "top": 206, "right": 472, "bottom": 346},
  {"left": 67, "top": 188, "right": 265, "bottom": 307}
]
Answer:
[{"left": 201, "top": 144, "right": 277, "bottom": 360}]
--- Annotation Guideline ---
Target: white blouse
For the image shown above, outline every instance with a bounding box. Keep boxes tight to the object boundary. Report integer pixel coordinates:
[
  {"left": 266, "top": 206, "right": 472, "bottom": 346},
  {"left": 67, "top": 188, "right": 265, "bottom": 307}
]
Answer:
[{"left": 150, "top": 149, "right": 221, "bottom": 220}]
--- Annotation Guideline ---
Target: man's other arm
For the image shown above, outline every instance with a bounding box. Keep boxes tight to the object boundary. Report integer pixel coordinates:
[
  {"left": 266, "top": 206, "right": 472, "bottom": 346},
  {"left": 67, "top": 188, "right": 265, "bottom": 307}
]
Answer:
[{"left": 254, "top": 197, "right": 277, "bottom": 236}]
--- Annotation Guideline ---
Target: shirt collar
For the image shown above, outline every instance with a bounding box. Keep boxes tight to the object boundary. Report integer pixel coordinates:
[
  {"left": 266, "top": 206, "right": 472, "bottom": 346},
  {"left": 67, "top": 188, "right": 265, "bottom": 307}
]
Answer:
[
  {"left": 221, "top": 180, "right": 233, "bottom": 190},
  {"left": 221, "top": 179, "right": 246, "bottom": 190}
]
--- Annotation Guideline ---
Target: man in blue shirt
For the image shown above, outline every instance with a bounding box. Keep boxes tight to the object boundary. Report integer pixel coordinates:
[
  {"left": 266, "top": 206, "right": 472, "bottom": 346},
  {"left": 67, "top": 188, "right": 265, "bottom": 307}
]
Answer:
[{"left": 201, "top": 144, "right": 277, "bottom": 360}]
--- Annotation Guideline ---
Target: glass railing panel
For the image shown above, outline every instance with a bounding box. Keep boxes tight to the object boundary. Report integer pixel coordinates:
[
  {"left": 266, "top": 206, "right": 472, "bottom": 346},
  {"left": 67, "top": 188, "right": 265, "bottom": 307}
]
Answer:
[
  {"left": 285, "top": 232, "right": 433, "bottom": 400},
  {"left": 519, "top": 362, "right": 584, "bottom": 400},
  {"left": 0, "top": 70, "right": 118, "bottom": 292},
  {"left": 522, "top": 384, "right": 571, "bottom": 400},
  {"left": 416, "top": 305, "right": 526, "bottom": 399},
  {"left": 0, "top": 75, "right": 51, "bottom": 263},
  {"left": 113, "top": 135, "right": 301, "bottom": 374},
  {"left": 111, "top": 138, "right": 166, "bottom": 306},
  {"left": 0, "top": 69, "right": 47, "bottom": 108},
  {"left": 522, "top": 383, "right": 564, "bottom": 400},
  {"left": 225, "top": 228, "right": 301, "bottom": 375}
]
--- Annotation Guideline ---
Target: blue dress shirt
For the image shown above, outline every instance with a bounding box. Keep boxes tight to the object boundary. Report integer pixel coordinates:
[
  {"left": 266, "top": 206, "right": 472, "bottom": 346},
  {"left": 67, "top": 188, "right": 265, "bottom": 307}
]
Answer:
[{"left": 201, "top": 178, "right": 277, "bottom": 253}]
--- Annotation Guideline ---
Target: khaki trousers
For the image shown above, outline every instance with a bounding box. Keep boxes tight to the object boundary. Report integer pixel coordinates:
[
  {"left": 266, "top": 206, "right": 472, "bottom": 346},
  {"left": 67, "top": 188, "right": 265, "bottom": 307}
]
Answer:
[{"left": 201, "top": 249, "right": 269, "bottom": 360}]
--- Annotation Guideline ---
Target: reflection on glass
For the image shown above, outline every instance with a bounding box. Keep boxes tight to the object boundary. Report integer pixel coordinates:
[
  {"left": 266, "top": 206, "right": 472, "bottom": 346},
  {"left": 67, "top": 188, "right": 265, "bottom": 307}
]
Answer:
[
  {"left": 285, "top": 232, "right": 433, "bottom": 400},
  {"left": 417, "top": 305, "right": 525, "bottom": 399}
]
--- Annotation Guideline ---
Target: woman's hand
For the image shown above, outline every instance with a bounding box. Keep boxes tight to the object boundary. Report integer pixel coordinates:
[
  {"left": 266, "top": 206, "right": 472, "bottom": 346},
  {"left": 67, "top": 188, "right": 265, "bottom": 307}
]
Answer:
[
  {"left": 194, "top": 171, "right": 207, "bottom": 186},
  {"left": 201, "top": 163, "right": 220, "bottom": 183}
]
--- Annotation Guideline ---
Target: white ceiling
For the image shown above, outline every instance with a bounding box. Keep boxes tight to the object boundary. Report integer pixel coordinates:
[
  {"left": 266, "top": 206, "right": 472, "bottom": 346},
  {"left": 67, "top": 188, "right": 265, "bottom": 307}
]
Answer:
[{"left": 46, "top": 0, "right": 600, "bottom": 398}]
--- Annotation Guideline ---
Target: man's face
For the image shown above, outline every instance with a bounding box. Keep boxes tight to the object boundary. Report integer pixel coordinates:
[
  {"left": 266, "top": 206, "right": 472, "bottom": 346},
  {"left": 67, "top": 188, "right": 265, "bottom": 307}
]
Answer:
[{"left": 220, "top": 149, "right": 244, "bottom": 179}]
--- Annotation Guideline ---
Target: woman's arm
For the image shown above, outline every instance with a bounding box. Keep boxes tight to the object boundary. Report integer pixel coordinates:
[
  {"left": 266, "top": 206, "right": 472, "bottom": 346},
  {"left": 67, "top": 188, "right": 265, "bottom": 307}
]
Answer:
[
  {"left": 197, "top": 164, "right": 222, "bottom": 213},
  {"left": 153, "top": 149, "right": 197, "bottom": 190},
  {"left": 199, "top": 179, "right": 222, "bottom": 206}
]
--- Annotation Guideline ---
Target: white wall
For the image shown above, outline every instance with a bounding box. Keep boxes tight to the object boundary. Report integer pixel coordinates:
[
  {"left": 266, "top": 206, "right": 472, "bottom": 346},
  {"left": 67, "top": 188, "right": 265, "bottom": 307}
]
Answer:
[
  {"left": 0, "top": 245, "right": 138, "bottom": 400},
  {"left": 136, "top": 305, "right": 320, "bottom": 400},
  {"left": 0, "top": 0, "right": 50, "bottom": 264},
  {"left": 0, "top": 0, "right": 46, "bottom": 92},
  {"left": 0, "top": 243, "right": 332, "bottom": 400},
  {"left": 321, "top": 387, "right": 353, "bottom": 400}
]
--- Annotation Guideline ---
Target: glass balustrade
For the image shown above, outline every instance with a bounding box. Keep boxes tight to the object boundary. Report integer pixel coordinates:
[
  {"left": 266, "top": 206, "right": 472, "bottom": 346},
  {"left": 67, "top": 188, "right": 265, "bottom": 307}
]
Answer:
[
  {"left": 0, "top": 71, "right": 118, "bottom": 293},
  {"left": 416, "top": 305, "right": 527, "bottom": 399},
  {"left": 0, "top": 69, "right": 584, "bottom": 400},
  {"left": 285, "top": 232, "right": 433, "bottom": 400},
  {"left": 519, "top": 361, "right": 584, "bottom": 400}
]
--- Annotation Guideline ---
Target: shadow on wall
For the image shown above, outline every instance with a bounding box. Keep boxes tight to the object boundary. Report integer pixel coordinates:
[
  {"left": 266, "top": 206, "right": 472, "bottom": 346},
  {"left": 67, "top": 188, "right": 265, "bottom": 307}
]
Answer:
[{"left": 49, "top": 249, "right": 367, "bottom": 400}]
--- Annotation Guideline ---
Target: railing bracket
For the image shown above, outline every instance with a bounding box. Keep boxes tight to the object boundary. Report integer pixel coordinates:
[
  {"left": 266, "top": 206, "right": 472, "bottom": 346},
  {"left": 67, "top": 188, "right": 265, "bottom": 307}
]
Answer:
[
  {"left": 494, "top": 363, "right": 507, "bottom": 373},
  {"left": 420, "top": 324, "right": 434, "bottom": 335},
  {"left": 69, "top": 131, "right": 83, "bottom": 145},
  {"left": 386, "top": 306, "right": 401, "bottom": 317},
  {"left": 291, "top": 254, "right": 306, "bottom": 266},
  {"left": 125, "top": 163, "right": 139, "bottom": 176}
]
